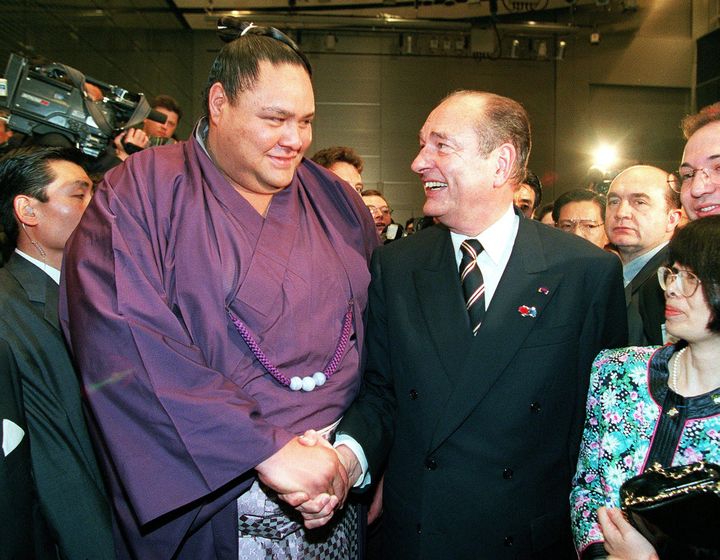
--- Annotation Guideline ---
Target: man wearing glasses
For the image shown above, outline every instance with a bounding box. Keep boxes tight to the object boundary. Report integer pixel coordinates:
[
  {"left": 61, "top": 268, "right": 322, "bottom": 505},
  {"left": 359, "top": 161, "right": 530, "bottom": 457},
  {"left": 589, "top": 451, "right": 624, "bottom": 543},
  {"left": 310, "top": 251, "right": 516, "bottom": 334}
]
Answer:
[
  {"left": 678, "top": 102, "right": 720, "bottom": 220},
  {"left": 552, "top": 188, "right": 609, "bottom": 249},
  {"left": 361, "top": 189, "right": 395, "bottom": 237},
  {"left": 604, "top": 165, "right": 683, "bottom": 345}
]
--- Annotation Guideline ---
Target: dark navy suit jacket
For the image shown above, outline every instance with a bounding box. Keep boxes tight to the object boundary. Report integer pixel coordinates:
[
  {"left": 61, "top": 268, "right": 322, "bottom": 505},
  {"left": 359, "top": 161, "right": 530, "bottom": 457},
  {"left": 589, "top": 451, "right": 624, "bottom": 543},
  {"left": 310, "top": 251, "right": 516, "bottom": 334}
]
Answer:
[
  {"left": 0, "top": 256, "right": 115, "bottom": 559},
  {"left": 339, "top": 216, "right": 628, "bottom": 560}
]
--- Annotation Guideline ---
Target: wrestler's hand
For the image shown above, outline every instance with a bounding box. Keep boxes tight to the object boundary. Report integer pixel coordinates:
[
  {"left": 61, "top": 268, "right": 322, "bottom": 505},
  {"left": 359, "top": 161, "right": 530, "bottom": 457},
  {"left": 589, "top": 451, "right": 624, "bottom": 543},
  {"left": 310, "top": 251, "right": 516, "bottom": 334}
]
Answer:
[
  {"left": 256, "top": 436, "right": 348, "bottom": 508},
  {"left": 292, "top": 431, "right": 361, "bottom": 505},
  {"left": 277, "top": 430, "right": 356, "bottom": 528},
  {"left": 597, "top": 507, "right": 659, "bottom": 560},
  {"left": 292, "top": 444, "right": 363, "bottom": 529},
  {"left": 277, "top": 431, "right": 337, "bottom": 506}
]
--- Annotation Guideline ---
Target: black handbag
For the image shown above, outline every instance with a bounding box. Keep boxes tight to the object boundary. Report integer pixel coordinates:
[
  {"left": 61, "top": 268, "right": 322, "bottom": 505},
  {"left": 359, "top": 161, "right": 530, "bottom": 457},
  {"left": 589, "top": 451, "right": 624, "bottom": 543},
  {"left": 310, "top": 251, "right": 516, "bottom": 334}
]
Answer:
[{"left": 620, "top": 461, "right": 720, "bottom": 559}]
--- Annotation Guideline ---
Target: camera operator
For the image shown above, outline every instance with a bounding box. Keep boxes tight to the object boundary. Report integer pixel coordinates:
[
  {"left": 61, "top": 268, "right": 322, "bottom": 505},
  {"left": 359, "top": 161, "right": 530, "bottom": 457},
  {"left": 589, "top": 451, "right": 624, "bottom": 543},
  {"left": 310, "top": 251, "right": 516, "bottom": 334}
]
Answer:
[
  {"left": 81, "top": 82, "right": 150, "bottom": 168},
  {"left": 2, "top": 54, "right": 167, "bottom": 179},
  {"left": 143, "top": 94, "right": 182, "bottom": 145}
]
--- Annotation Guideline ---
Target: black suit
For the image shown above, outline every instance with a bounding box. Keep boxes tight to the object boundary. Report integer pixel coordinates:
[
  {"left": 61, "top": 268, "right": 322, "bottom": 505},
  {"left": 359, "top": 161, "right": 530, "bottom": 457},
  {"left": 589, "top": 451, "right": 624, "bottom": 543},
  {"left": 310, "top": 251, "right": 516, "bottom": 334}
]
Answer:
[
  {"left": 625, "top": 246, "right": 668, "bottom": 346},
  {"left": 0, "top": 256, "right": 115, "bottom": 559},
  {"left": 339, "top": 217, "right": 628, "bottom": 559},
  {"left": 0, "top": 339, "right": 54, "bottom": 560}
]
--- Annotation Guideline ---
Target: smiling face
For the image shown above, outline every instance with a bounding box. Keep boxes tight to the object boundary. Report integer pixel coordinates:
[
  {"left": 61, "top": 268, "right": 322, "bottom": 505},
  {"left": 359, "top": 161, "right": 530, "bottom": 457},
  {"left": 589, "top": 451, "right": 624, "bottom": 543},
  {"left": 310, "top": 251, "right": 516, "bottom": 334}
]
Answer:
[
  {"left": 605, "top": 166, "right": 680, "bottom": 263},
  {"left": 680, "top": 121, "right": 720, "bottom": 220},
  {"left": 206, "top": 61, "right": 314, "bottom": 206},
  {"left": 411, "top": 94, "right": 515, "bottom": 236}
]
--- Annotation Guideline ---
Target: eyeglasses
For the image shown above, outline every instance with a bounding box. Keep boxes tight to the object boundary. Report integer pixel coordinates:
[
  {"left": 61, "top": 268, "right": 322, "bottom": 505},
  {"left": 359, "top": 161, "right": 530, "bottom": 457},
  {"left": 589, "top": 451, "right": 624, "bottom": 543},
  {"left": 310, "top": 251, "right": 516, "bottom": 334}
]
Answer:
[
  {"left": 366, "top": 205, "right": 392, "bottom": 216},
  {"left": 556, "top": 220, "right": 604, "bottom": 234},
  {"left": 657, "top": 266, "right": 702, "bottom": 297},
  {"left": 672, "top": 164, "right": 720, "bottom": 192}
]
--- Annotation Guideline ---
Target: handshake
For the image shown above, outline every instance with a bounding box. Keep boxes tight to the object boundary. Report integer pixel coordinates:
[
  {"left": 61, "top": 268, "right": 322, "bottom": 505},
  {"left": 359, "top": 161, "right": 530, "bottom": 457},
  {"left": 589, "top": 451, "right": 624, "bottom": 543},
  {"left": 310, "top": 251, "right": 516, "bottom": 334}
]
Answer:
[{"left": 255, "top": 430, "right": 362, "bottom": 529}]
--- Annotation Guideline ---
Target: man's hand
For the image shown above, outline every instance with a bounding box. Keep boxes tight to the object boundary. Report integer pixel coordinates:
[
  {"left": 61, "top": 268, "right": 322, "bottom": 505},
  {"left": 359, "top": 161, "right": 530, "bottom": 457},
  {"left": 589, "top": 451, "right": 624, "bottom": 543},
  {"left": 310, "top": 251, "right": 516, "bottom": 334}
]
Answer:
[
  {"left": 114, "top": 128, "right": 150, "bottom": 161},
  {"left": 367, "top": 475, "right": 384, "bottom": 525},
  {"left": 334, "top": 443, "right": 362, "bottom": 490},
  {"left": 598, "top": 506, "right": 659, "bottom": 560},
  {"left": 256, "top": 436, "right": 348, "bottom": 513},
  {"left": 275, "top": 431, "right": 365, "bottom": 529}
]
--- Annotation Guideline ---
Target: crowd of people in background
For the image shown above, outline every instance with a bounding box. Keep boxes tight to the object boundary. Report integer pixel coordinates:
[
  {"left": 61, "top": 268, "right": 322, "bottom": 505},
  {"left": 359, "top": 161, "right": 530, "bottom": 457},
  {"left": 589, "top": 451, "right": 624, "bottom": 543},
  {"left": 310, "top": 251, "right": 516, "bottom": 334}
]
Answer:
[{"left": 1, "top": 20, "right": 720, "bottom": 560}]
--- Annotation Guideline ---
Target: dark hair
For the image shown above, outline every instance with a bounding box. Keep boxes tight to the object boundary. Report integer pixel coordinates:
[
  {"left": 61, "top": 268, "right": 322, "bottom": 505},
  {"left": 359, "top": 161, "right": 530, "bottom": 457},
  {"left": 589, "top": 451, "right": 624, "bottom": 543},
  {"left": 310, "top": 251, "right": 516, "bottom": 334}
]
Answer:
[
  {"left": 151, "top": 94, "right": 183, "bottom": 121},
  {"left": 0, "top": 146, "right": 83, "bottom": 246},
  {"left": 202, "top": 24, "right": 311, "bottom": 116},
  {"left": 681, "top": 101, "right": 720, "bottom": 140},
  {"left": 523, "top": 169, "right": 543, "bottom": 209},
  {"left": 667, "top": 216, "right": 720, "bottom": 332},
  {"left": 311, "top": 146, "right": 364, "bottom": 174},
  {"left": 442, "top": 91, "right": 531, "bottom": 185},
  {"left": 534, "top": 202, "right": 554, "bottom": 222},
  {"left": 552, "top": 189, "right": 606, "bottom": 224}
]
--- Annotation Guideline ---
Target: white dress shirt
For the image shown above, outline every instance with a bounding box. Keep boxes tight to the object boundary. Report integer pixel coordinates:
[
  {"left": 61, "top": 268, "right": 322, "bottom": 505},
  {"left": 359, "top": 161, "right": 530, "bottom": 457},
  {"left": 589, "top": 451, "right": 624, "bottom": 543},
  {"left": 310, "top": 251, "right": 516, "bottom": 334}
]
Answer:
[{"left": 450, "top": 204, "right": 519, "bottom": 308}]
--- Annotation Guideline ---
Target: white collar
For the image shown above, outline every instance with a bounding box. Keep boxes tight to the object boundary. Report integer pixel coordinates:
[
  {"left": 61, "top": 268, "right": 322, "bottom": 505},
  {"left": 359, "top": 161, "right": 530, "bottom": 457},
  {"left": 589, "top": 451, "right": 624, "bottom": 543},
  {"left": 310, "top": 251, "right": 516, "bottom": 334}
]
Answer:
[
  {"left": 14, "top": 249, "right": 61, "bottom": 285},
  {"left": 450, "top": 204, "right": 519, "bottom": 266}
]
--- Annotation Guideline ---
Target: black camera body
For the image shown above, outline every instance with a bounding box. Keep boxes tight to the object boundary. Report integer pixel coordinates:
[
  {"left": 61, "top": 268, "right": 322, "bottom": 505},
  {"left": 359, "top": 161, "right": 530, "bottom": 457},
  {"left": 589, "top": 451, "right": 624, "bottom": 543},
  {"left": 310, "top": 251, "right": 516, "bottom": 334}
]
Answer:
[{"left": 1, "top": 53, "right": 163, "bottom": 157}]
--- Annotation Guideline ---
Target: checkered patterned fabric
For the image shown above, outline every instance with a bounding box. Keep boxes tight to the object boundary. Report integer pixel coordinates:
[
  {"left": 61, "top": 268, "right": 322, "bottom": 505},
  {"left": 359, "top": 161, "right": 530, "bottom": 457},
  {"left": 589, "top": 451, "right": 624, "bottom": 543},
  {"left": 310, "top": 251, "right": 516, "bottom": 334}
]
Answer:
[{"left": 237, "top": 480, "right": 359, "bottom": 559}]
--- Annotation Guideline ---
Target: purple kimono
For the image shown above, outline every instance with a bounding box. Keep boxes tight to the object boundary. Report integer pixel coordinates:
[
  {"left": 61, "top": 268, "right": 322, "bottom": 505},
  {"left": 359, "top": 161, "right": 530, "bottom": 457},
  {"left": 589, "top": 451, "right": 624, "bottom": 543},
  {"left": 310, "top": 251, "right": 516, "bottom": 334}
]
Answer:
[{"left": 59, "top": 135, "right": 377, "bottom": 558}]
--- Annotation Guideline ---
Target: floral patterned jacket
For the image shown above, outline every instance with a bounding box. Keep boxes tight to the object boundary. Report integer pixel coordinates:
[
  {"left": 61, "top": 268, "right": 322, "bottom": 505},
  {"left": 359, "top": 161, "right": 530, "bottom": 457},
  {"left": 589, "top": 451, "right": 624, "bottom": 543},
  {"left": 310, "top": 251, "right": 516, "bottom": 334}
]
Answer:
[{"left": 570, "top": 344, "right": 720, "bottom": 558}]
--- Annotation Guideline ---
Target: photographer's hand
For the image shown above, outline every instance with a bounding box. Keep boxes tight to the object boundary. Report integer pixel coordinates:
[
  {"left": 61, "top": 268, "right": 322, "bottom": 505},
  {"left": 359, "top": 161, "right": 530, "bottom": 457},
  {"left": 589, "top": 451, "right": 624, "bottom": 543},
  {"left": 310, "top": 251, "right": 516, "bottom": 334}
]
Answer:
[{"left": 114, "top": 128, "right": 150, "bottom": 161}]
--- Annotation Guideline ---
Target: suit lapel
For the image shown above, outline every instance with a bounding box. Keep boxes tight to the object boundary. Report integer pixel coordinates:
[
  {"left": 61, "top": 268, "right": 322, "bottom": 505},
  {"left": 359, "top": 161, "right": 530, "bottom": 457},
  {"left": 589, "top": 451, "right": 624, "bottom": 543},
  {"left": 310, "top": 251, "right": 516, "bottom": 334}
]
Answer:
[
  {"left": 628, "top": 247, "right": 667, "bottom": 297},
  {"left": 413, "top": 228, "right": 471, "bottom": 384},
  {"left": 6, "top": 256, "right": 60, "bottom": 331},
  {"left": 428, "top": 219, "right": 563, "bottom": 451}
]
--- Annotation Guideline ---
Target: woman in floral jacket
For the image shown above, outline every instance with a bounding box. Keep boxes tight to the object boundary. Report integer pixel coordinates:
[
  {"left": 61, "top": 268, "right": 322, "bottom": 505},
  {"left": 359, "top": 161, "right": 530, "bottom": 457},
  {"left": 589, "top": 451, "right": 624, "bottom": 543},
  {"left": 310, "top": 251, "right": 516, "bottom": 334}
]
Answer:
[{"left": 570, "top": 216, "right": 720, "bottom": 560}]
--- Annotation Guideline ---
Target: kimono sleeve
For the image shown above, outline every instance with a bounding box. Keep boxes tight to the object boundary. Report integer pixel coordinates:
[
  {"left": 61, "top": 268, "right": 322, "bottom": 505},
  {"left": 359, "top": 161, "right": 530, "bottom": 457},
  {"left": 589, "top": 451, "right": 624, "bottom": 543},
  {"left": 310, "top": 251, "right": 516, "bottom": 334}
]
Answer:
[{"left": 59, "top": 171, "right": 293, "bottom": 527}]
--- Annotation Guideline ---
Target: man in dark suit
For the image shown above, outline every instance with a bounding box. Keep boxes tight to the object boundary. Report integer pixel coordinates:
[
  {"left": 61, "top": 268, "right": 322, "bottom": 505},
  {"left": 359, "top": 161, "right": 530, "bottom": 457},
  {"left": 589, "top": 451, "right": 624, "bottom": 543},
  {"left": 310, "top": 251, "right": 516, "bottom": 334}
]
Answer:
[
  {"left": 0, "top": 147, "right": 115, "bottom": 559},
  {"left": 605, "top": 165, "right": 682, "bottom": 346},
  {"left": 293, "top": 91, "right": 628, "bottom": 559},
  {"left": 0, "top": 340, "right": 55, "bottom": 559}
]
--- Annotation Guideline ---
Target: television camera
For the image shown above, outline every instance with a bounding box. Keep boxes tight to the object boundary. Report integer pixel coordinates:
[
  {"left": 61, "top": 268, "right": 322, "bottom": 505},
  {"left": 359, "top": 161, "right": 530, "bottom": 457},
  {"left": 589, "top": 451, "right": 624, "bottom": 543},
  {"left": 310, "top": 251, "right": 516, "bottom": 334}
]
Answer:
[{"left": 0, "top": 53, "right": 166, "bottom": 157}]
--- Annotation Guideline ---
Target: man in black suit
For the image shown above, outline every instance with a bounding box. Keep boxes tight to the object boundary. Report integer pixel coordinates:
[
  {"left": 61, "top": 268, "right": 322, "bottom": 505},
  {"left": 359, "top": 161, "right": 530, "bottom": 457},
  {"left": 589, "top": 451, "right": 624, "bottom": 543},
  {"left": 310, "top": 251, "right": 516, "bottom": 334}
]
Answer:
[
  {"left": 605, "top": 165, "right": 682, "bottom": 346},
  {"left": 293, "top": 91, "right": 627, "bottom": 559},
  {"left": 0, "top": 147, "right": 115, "bottom": 559},
  {"left": 0, "top": 340, "right": 55, "bottom": 559}
]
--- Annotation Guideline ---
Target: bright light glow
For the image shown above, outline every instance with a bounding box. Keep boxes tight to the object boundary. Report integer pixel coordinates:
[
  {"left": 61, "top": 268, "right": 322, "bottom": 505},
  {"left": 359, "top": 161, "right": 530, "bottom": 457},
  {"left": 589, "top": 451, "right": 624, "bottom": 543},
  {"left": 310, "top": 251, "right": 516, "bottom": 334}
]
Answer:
[{"left": 592, "top": 144, "right": 618, "bottom": 172}]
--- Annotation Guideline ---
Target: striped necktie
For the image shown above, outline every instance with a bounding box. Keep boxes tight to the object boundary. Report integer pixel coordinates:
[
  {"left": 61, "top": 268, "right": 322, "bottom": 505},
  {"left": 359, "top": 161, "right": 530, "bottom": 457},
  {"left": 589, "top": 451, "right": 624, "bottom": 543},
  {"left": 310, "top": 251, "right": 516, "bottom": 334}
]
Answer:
[{"left": 460, "top": 239, "right": 486, "bottom": 336}]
